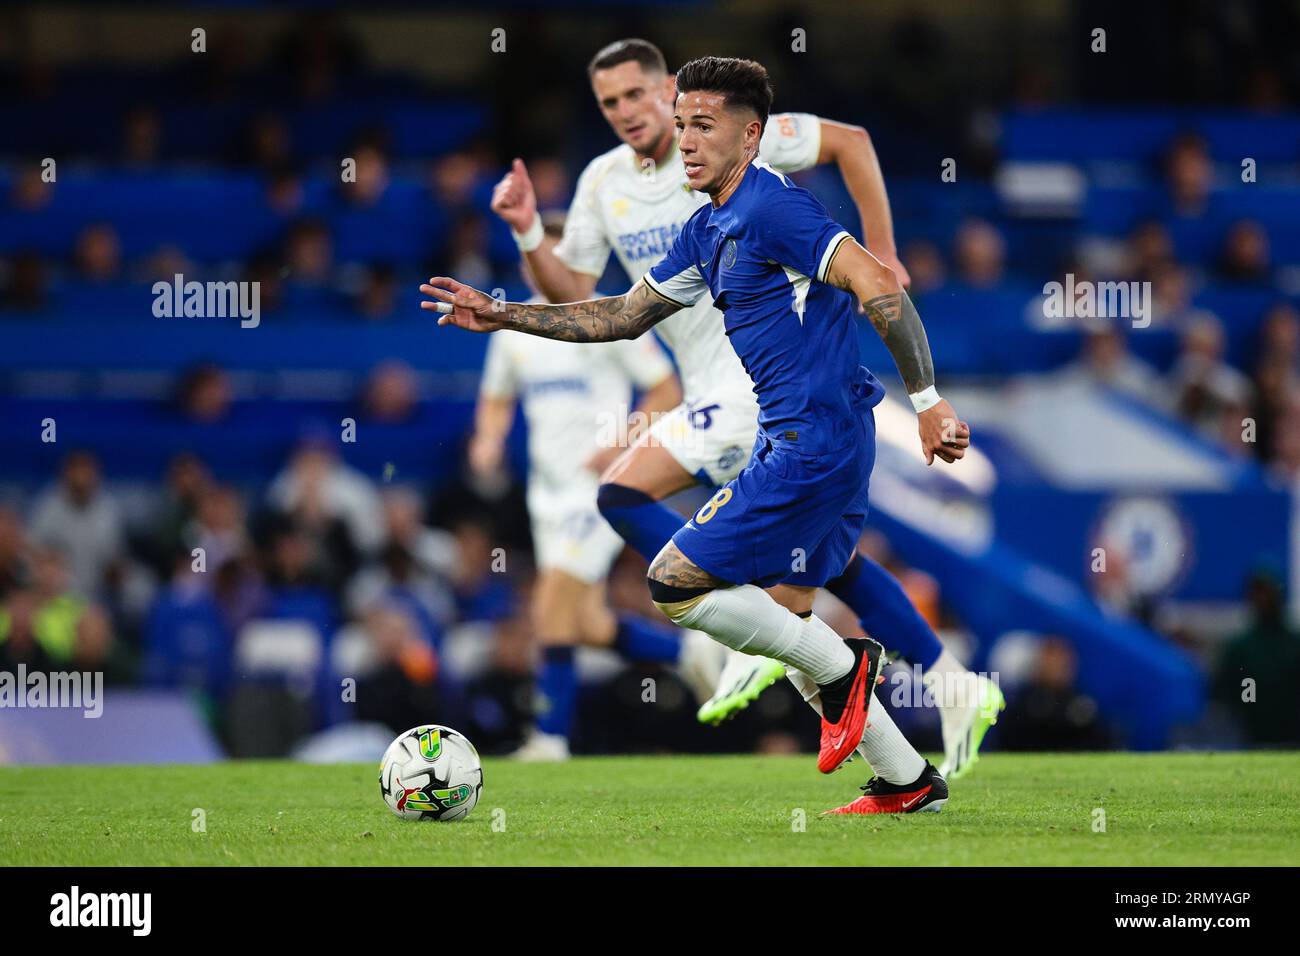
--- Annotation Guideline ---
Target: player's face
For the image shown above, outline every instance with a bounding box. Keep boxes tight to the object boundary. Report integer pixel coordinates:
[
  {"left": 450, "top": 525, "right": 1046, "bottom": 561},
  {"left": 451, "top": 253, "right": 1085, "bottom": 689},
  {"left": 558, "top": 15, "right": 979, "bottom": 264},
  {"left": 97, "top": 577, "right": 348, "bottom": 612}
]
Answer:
[
  {"left": 674, "top": 91, "right": 760, "bottom": 194},
  {"left": 590, "top": 62, "right": 676, "bottom": 158}
]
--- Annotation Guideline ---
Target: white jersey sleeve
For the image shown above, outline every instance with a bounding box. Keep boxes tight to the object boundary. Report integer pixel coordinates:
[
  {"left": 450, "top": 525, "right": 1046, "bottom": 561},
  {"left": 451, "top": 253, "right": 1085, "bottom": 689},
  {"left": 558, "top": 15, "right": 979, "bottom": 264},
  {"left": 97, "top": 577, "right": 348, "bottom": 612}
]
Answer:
[
  {"left": 479, "top": 333, "right": 518, "bottom": 399},
  {"left": 553, "top": 157, "right": 614, "bottom": 278},
  {"left": 759, "top": 112, "right": 823, "bottom": 174},
  {"left": 612, "top": 333, "right": 676, "bottom": 390}
]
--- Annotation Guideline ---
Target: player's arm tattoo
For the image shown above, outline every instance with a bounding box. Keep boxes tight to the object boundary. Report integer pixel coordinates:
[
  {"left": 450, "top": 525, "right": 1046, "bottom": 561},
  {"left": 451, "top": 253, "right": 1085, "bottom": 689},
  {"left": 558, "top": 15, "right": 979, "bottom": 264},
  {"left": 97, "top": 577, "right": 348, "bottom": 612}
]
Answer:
[
  {"left": 498, "top": 280, "right": 678, "bottom": 343},
  {"left": 859, "top": 290, "right": 935, "bottom": 396},
  {"left": 825, "top": 242, "right": 935, "bottom": 396}
]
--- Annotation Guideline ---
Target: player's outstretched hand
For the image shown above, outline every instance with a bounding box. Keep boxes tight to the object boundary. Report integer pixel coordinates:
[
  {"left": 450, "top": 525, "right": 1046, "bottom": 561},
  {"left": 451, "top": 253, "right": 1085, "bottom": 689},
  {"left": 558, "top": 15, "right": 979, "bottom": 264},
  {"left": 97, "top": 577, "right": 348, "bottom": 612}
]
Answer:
[
  {"left": 420, "top": 277, "right": 505, "bottom": 333},
  {"left": 490, "top": 158, "right": 538, "bottom": 233},
  {"left": 917, "top": 399, "right": 970, "bottom": 465}
]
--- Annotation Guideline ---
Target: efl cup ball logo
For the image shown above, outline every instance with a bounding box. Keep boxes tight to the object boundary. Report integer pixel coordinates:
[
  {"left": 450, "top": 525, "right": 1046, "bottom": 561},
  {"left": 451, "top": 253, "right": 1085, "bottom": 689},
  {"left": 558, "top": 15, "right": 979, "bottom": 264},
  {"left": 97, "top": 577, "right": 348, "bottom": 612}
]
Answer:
[{"left": 418, "top": 728, "right": 442, "bottom": 760}]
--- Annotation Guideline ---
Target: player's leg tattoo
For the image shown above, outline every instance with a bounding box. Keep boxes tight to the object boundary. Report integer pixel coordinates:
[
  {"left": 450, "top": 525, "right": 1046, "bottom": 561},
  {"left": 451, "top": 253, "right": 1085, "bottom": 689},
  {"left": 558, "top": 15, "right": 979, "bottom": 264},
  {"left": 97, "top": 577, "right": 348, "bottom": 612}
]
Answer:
[{"left": 647, "top": 541, "right": 727, "bottom": 590}]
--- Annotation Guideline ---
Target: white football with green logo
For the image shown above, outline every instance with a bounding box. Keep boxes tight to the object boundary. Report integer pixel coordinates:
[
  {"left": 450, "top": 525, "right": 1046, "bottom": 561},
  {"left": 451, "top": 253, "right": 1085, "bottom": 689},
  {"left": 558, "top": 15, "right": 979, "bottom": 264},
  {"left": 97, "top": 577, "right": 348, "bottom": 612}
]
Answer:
[{"left": 379, "top": 724, "right": 483, "bottom": 822}]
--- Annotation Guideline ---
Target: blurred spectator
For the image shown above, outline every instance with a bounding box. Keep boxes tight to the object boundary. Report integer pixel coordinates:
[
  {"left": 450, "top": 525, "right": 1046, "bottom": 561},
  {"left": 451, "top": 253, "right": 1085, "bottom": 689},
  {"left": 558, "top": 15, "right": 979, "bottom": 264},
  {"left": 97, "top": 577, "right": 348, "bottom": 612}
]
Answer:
[
  {"left": 459, "top": 599, "right": 536, "bottom": 753},
  {"left": 256, "top": 518, "right": 336, "bottom": 628},
  {"left": 28, "top": 450, "right": 126, "bottom": 602},
  {"left": 900, "top": 239, "right": 946, "bottom": 296},
  {"left": 141, "top": 453, "right": 212, "bottom": 576},
  {"left": 427, "top": 439, "right": 532, "bottom": 554},
  {"left": 190, "top": 25, "right": 254, "bottom": 103},
  {"left": 1216, "top": 219, "right": 1271, "bottom": 284},
  {"left": 1243, "top": 62, "right": 1286, "bottom": 111},
  {"left": 282, "top": 218, "right": 333, "bottom": 286},
  {"left": 1148, "top": 260, "right": 1198, "bottom": 326},
  {"left": 244, "top": 254, "right": 285, "bottom": 314},
  {"left": 136, "top": 244, "right": 195, "bottom": 285},
  {"left": 340, "top": 141, "right": 391, "bottom": 208},
  {"left": 525, "top": 156, "right": 571, "bottom": 215},
  {"left": 1090, "top": 546, "right": 1144, "bottom": 620},
  {"left": 120, "top": 105, "right": 162, "bottom": 166},
  {"left": 348, "top": 487, "right": 456, "bottom": 622},
  {"left": 8, "top": 166, "right": 54, "bottom": 211},
  {"left": 265, "top": 164, "right": 305, "bottom": 217},
  {"left": 445, "top": 515, "right": 517, "bottom": 623},
  {"left": 1268, "top": 389, "right": 1300, "bottom": 482},
  {"left": 1252, "top": 303, "right": 1300, "bottom": 464},
  {"left": 72, "top": 223, "right": 123, "bottom": 284},
  {"left": 176, "top": 362, "right": 234, "bottom": 423},
  {"left": 192, "top": 484, "right": 250, "bottom": 577},
  {"left": 1, "top": 250, "right": 50, "bottom": 312},
  {"left": 1256, "top": 303, "right": 1300, "bottom": 374},
  {"left": 266, "top": 432, "right": 384, "bottom": 558},
  {"left": 1166, "top": 314, "right": 1253, "bottom": 442},
  {"left": 1164, "top": 132, "right": 1213, "bottom": 217},
  {"left": 444, "top": 211, "right": 492, "bottom": 289},
  {"left": 238, "top": 112, "right": 293, "bottom": 170},
  {"left": 360, "top": 360, "right": 419, "bottom": 423},
  {"left": 354, "top": 262, "right": 398, "bottom": 320},
  {"left": 1126, "top": 220, "right": 1175, "bottom": 283},
  {"left": 224, "top": 517, "right": 337, "bottom": 757},
  {"left": 272, "top": 11, "right": 365, "bottom": 102},
  {"left": 1058, "top": 327, "right": 1161, "bottom": 403},
  {"left": 349, "top": 604, "right": 442, "bottom": 734},
  {"left": 377, "top": 486, "right": 457, "bottom": 575},
  {"left": 952, "top": 218, "right": 1005, "bottom": 288},
  {"left": 1214, "top": 569, "right": 1300, "bottom": 745},
  {"left": 0, "top": 545, "right": 115, "bottom": 674},
  {"left": 0, "top": 506, "right": 28, "bottom": 600},
  {"left": 430, "top": 149, "right": 484, "bottom": 210},
  {"left": 998, "top": 638, "right": 1114, "bottom": 751},
  {"left": 142, "top": 551, "right": 233, "bottom": 703}
]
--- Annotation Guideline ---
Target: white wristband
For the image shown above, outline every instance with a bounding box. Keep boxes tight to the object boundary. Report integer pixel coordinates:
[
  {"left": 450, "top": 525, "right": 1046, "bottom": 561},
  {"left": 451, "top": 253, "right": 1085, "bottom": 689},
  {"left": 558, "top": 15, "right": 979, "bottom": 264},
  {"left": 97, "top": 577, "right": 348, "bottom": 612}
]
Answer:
[
  {"left": 909, "top": 385, "right": 942, "bottom": 413},
  {"left": 511, "top": 216, "right": 544, "bottom": 253}
]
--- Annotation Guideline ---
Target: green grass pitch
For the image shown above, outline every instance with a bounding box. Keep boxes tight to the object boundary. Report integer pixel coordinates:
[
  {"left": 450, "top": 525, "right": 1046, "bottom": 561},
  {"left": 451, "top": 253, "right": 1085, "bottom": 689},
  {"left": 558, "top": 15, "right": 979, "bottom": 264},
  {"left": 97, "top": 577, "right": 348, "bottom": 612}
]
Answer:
[{"left": 1, "top": 752, "right": 1297, "bottom": 866}]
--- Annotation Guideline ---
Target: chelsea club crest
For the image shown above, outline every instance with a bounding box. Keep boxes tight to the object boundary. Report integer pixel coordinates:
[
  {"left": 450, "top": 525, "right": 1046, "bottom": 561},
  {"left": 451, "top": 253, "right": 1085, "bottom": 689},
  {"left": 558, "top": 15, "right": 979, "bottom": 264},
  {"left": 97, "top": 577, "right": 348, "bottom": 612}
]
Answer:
[{"left": 723, "top": 238, "right": 738, "bottom": 269}]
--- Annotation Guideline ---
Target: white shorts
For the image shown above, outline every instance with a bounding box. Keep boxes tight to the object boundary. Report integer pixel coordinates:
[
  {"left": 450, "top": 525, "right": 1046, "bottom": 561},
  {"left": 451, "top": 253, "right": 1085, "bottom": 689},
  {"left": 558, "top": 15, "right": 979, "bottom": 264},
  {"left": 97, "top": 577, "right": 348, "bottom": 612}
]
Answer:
[
  {"left": 647, "top": 396, "right": 760, "bottom": 487},
  {"left": 528, "top": 487, "right": 625, "bottom": 584}
]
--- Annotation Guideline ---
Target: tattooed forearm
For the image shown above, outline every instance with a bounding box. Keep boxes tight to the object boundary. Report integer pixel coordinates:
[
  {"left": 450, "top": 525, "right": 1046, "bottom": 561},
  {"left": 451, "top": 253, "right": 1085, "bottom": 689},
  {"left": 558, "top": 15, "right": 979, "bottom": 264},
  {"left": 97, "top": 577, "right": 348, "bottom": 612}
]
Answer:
[
  {"left": 500, "top": 281, "right": 678, "bottom": 343},
  {"left": 861, "top": 291, "right": 935, "bottom": 395}
]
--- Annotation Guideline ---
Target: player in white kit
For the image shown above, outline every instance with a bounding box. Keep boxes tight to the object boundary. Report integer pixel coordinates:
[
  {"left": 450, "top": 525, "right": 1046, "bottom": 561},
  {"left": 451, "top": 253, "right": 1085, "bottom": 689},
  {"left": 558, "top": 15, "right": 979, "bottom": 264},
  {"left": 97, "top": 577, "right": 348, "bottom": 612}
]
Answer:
[
  {"left": 470, "top": 222, "right": 722, "bottom": 761},
  {"left": 489, "top": 40, "right": 1003, "bottom": 779}
]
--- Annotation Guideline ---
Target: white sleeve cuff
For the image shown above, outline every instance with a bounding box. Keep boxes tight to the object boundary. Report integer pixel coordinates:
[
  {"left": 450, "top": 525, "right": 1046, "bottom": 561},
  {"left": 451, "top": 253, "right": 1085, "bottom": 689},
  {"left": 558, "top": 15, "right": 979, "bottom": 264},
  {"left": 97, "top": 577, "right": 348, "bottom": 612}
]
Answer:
[
  {"left": 511, "top": 216, "right": 544, "bottom": 253},
  {"left": 909, "top": 385, "right": 942, "bottom": 413}
]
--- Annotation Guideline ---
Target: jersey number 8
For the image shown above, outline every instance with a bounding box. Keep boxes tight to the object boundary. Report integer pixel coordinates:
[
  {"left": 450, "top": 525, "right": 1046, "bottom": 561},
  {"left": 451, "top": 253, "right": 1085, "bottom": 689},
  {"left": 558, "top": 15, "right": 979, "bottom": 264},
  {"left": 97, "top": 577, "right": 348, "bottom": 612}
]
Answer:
[{"left": 695, "top": 488, "right": 733, "bottom": 524}]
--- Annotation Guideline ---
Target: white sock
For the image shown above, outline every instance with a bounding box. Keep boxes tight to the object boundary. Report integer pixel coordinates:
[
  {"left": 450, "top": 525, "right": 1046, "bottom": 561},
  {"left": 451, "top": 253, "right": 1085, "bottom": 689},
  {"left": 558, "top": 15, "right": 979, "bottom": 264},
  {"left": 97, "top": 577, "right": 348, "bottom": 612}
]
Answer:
[
  {"left": 670, "top": 587, "right": 854, "bottom": 684},
  {"left": 786, "top": 669, "right": 925, "bottom": 784},
  {"left": 922, "top": 648, "right": 977, "bottom": 713},
  {"left": 857, "top": 697, "right": 926, "bottom": 784}
]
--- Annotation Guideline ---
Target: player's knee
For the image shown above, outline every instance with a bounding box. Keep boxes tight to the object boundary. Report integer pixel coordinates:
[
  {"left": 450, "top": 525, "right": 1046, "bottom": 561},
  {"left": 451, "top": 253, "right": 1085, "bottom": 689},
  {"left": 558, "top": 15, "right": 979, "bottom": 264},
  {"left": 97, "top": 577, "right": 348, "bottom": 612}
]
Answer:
[{"left": 647, "top": 578, "right": 713, "bottom": 626}]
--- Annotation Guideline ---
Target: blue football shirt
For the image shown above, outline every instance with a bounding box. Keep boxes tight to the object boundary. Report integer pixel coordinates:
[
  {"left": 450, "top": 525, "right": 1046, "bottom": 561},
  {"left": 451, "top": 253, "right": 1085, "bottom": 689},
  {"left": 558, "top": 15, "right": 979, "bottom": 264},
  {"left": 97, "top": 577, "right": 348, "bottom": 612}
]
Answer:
[{"left": 645, "top": 162, "right": 884, "bottom": 456}]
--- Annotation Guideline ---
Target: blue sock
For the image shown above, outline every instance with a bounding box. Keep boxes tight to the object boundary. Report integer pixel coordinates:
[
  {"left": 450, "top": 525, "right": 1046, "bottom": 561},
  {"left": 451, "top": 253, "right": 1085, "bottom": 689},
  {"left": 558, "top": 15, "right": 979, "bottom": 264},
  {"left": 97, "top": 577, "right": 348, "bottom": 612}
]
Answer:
[
  {"left": 535, "top": 646, "right": 577, "bottom": 738},
  {"left": 614, "top": 613, "right": 682, "bottom": 663},
  {"left": 826, "top": 552, "right": 943, "bottom": 669},
  {"left": 596, "top": 483, "right": 684, "bottom": 561}
]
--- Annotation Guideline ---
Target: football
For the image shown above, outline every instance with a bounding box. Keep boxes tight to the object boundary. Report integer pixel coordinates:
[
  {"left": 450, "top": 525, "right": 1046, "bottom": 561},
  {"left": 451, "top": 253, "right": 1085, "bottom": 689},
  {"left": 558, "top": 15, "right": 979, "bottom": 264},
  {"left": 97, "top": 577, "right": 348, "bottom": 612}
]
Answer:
[{"left": 379, "top": 724, "right": 484, "bottom": 822}]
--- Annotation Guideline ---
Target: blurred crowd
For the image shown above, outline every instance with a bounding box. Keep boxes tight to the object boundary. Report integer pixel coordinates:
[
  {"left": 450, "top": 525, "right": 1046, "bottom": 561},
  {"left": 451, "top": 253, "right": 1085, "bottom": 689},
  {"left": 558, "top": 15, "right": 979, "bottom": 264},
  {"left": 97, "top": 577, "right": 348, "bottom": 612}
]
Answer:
[{"left": 2, "top": 439, "right": 1295, "bottom": 754}]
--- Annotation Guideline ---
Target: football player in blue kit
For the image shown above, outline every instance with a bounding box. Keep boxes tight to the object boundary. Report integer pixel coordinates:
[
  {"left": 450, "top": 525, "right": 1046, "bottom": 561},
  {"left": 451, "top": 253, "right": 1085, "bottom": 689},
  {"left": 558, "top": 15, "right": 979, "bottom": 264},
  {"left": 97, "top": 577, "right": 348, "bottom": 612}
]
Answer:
[{"left": 423, "top": 56, "right": 971, "bottom": 814}]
